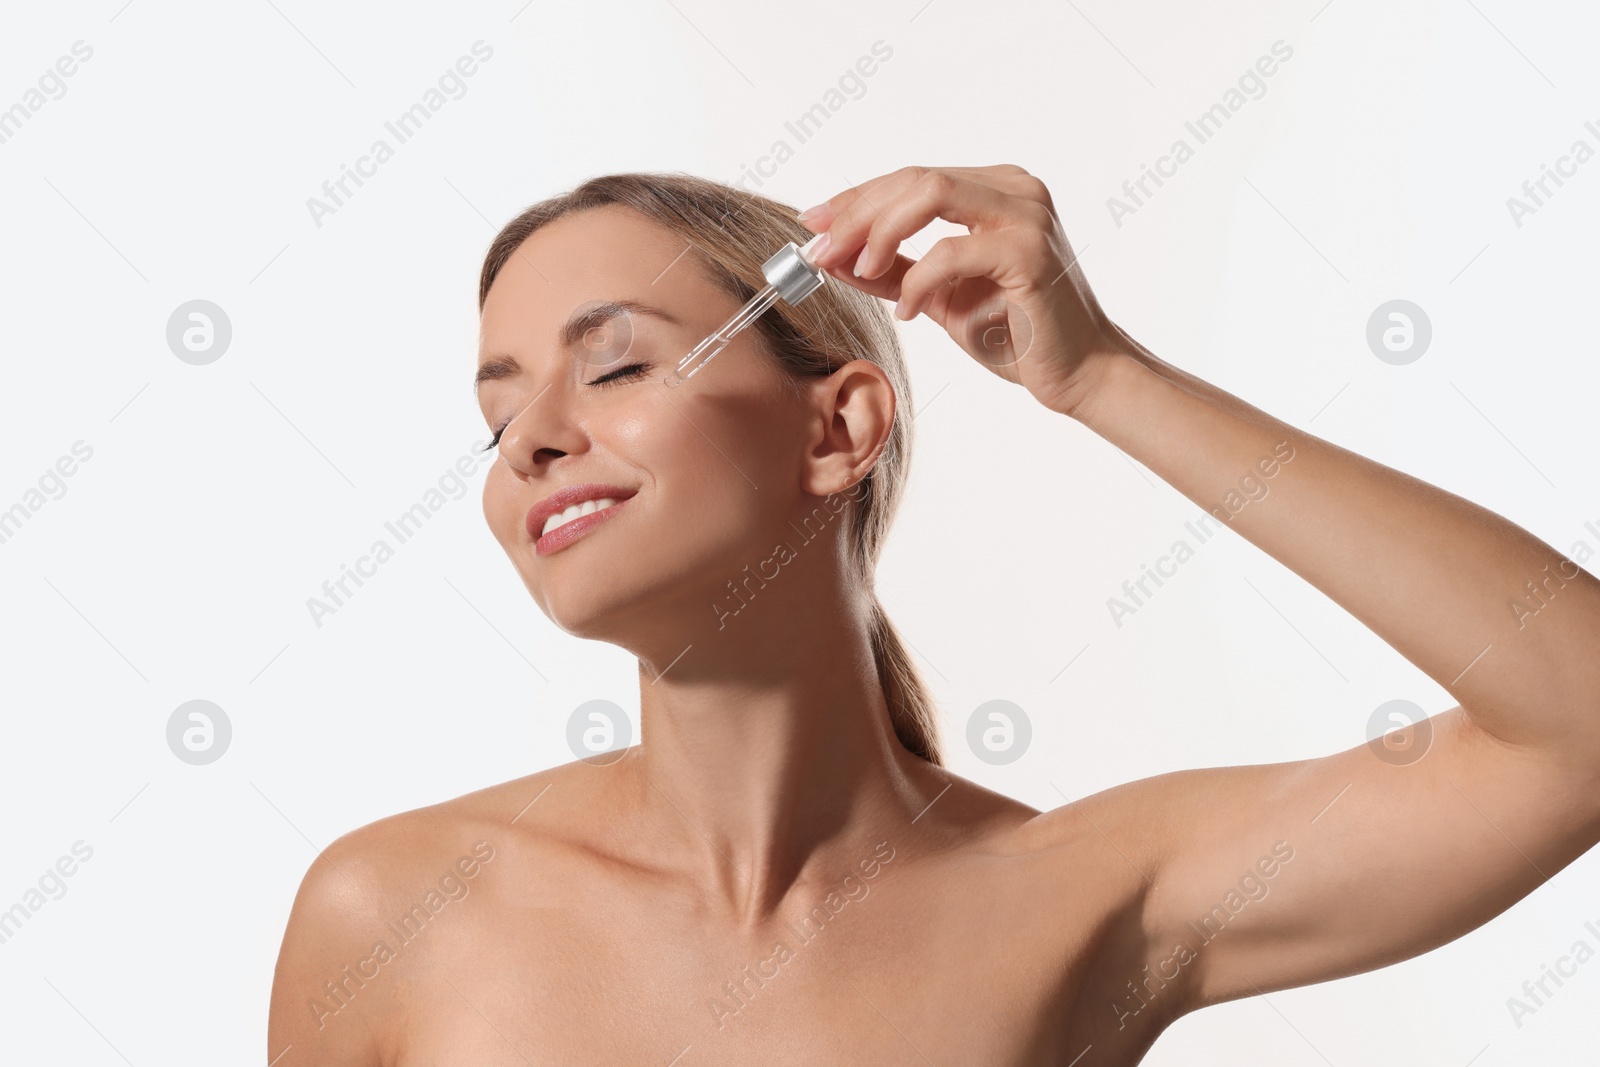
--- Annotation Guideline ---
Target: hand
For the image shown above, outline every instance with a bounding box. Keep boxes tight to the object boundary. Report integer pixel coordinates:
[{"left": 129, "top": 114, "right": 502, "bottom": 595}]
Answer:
[{"left": 797, "top": 165, "right": 1127, "bottom": 417}]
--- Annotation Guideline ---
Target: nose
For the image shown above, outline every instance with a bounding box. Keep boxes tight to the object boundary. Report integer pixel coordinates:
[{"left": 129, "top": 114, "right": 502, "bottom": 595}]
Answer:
[{"left": 496, "top": 383, "right": 585, "bottom": 473}]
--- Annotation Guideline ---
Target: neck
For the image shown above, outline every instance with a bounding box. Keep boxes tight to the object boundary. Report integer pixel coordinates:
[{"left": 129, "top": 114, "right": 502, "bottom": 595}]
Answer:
[{"left": 618, "top": 578, "right": 934, "bottom": 928}]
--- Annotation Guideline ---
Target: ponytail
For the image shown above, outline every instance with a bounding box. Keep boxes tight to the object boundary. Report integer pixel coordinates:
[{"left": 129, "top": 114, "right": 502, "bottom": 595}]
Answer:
[{"left": 866, "top": 595, "right": 944, "bottom": 765}]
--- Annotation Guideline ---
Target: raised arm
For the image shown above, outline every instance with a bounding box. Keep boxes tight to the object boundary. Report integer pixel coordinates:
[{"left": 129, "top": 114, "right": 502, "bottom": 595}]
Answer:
[
  {"left": 1059, "top": 329, "right": 1600, "bottom": 1015},
  {"left": 794, "top": 161, "right": 1600, "bottom": 1020}
]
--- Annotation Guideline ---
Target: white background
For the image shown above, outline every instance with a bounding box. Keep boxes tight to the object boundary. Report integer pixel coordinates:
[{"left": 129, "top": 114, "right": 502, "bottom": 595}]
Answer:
[{"left": 1, "top": 0, "right": 1596, "bottom": 1063}]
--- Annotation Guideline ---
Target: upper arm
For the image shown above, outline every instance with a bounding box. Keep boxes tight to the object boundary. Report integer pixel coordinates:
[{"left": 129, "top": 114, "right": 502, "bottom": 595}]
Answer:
[
  {"left": 267, "top": 836, "right": 392, "bottom": 1067},
  {"left": 1081, "top": 706, "right": 1600, "bottom": 1016}
]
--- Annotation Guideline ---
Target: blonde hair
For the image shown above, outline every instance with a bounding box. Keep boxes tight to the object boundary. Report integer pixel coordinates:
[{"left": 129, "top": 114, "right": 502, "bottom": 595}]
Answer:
[{"left": 478, "top": 172, "right": 943, "bottom": 765}]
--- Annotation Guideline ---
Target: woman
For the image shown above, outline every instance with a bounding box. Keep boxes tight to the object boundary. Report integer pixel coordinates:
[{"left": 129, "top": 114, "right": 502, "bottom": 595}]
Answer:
[{"left": 268, "top": 165, "right": 1600, "bottom": 1065}]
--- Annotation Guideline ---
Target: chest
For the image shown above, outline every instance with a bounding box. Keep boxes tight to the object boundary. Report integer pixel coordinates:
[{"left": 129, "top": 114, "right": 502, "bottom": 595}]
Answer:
[{"left": 383, "top": 859, "right": 1170, "bottom": 1066}]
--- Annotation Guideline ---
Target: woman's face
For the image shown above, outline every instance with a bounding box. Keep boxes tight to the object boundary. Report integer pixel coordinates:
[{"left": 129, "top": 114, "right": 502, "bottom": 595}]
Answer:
[{"left": 476, "top": 205, "right": 827, "bottom": 644}]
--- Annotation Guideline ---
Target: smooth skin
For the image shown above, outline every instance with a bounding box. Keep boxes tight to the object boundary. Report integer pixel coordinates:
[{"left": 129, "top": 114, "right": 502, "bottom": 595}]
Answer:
[{"left": 268, "top": 165, "right": 1600, "bottom": 1065}]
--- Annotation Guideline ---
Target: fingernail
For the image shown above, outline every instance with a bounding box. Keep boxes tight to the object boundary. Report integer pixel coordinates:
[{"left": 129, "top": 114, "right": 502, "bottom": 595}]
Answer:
[
  {"left": 797, "top": 202, "right": 829, "bottom": 222},
  {"left": 807, "top": 231, "right": 831, "bottom": 265},
  {"left": 893, "top": 296, "right": 907, "bottom": 319},
  {"left": 853, "top": 245, "right": 871, "bottom": 277}
]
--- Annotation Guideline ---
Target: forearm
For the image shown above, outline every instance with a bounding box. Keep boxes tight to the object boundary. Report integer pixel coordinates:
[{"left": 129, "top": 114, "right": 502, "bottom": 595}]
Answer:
[{"left": 1069, "top": 333, "right": 1600, "bottom": 758}]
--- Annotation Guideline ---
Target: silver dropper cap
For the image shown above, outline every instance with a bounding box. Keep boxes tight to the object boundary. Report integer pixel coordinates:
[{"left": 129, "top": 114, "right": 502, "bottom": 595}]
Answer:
[{"left": 761, "top": 232, "right": 828, "bottom": 306}]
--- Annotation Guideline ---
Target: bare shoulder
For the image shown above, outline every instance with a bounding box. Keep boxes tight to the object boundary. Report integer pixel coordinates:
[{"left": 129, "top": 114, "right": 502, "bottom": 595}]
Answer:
[
  {"left": 903, "top": 760, "right": 1159, "bottom": 922},
  {"left": 1003, "top": 768, "right": 1168, "bottom": 868},
  {"left": 274, "top": 755, "right": 594, "bottom": 926},
  {"left": 1003, "top": 764, "right": 1256, "bottom": 933},
  {"left": 266, "top": 759, "right": 586, "bottom": 1064}
]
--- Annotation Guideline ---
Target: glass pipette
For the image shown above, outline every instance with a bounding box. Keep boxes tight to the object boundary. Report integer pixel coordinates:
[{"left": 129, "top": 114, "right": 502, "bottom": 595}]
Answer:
[{"left": 663, "top": 231, "right": 829, "bottom": 388}]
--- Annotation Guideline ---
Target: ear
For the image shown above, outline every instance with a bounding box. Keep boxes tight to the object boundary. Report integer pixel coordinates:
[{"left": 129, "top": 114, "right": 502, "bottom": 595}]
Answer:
[{"left": 800, "top": 359, "right": 896, "bottom": 497}]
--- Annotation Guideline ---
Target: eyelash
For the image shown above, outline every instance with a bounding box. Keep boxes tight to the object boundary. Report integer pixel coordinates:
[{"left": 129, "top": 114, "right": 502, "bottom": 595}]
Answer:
[{"left": 478, "top": 361, "right": 654, "bottom": 453}]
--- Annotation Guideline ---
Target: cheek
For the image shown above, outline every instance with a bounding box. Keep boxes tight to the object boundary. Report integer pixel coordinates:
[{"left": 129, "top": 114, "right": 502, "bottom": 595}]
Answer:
[
  {"left": 654, "top": 400, "right": 799, "bottom": 536},
  {"left": 615, "top": 395, "right": 756, "bottom": 534},
  {"left": 608, "top": 408, "right": 656, "bottom": 448},
  {"left": 612, "top": 394, "right": 729, "bottom": 472},
  {"left": 482, "top": 463, "right": 522, "bottom": 543}
]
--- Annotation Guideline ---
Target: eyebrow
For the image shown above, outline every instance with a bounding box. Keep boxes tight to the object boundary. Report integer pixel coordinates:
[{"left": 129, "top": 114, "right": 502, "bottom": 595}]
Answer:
[{"left": 474, "top": 299, "right": 682, "bottom": 391}]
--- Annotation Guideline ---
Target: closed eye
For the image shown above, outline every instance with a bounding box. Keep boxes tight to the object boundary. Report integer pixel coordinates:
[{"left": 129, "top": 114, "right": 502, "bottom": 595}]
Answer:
[
  {"left": 586, "top": 361, "right": 652, "bottom": 387},
  {"left": 479, "top": 361, "right": 655, "bottom": 453}
]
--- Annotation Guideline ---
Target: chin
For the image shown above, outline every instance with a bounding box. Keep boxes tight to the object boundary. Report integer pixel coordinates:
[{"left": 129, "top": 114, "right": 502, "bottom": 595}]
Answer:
[
  {"left": 537, "top": 535, "right": 753, "bottom": 651},
  {"left": 517, "top": 547, "right": 667, "bottom": 640}
]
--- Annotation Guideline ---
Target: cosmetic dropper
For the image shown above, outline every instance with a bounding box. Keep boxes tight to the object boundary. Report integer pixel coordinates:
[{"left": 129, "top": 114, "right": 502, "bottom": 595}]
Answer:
[{"left": 662, "top": 231, "right": 829, "bottom": 388}]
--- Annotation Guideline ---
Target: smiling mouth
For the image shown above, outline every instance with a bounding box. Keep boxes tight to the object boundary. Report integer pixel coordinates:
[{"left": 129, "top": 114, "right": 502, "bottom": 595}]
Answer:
[
  {"left": 540, "top": 497, "right": 624, "bottom": 537},
  {"left": 532, "top": 495, "right": 634, "bottom": 556}
]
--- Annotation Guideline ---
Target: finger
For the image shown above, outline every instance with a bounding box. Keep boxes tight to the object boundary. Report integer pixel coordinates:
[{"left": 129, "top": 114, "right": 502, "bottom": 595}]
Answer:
[
  {"left": 800, "top": 166, "right": 924, "bottom": 257},
  {"left": 894, "top": 232, "right": 1019, "bottom": 321},
  {"left": 801, "top": 165, "right": 1033, "bottom": 223},
  {"left": 818, "top": 250, "right": 915, "bottom": 304},
  {"left": 808, "top": 172, "right": 1050, "bottom": 284},
  {"left": 795, "top": 166, "right": 919, "bottom": 234},
  {"left": 818, "top": 170, "right": 994, "bottom": 279},
  {"left": 796, "top": 164, "right": 1048, "bottom": 233},
  {"left": 927, "top": 165, "right": 1053, "bottom": 210},
  {"left": 955, "top": 165, "right": 1056, "bottom": 211},
  {"left": 851, "top": 173, "right": 1050, "bottom": 282}
]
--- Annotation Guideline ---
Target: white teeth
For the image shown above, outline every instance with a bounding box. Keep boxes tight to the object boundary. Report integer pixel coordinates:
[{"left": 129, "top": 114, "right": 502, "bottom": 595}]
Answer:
[{"left": 541, "top": 497, "right": 619, "bottom": 536}]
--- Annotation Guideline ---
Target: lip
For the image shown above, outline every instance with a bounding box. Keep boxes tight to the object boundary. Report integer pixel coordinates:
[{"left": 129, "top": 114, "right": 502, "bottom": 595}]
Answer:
[{"left": 527, "top": 483, "right": 638, "bottom": 556}]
